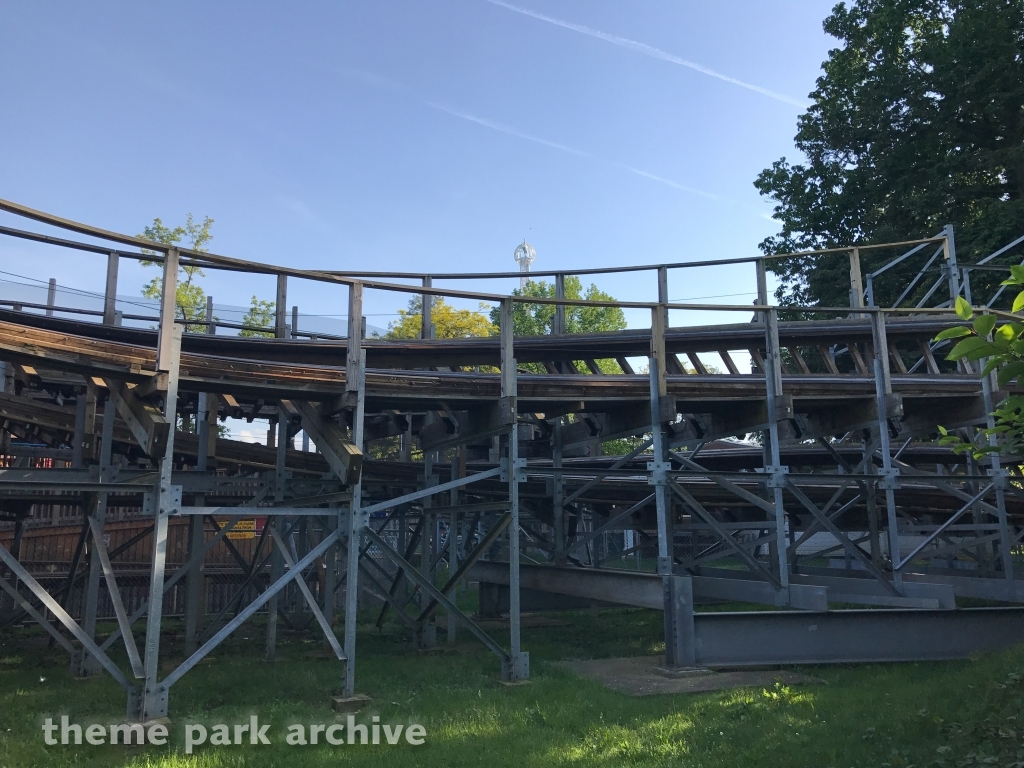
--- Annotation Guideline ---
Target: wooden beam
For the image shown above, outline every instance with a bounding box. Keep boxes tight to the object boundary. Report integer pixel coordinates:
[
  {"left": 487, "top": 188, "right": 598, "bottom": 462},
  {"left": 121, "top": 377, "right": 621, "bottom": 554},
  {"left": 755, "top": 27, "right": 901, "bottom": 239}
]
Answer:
[
  {"left": 103, "top": 379, "right": 170, "bottom": 458},
  {"left": 283, "top": 400, "right": 362, "bottom": 485}
]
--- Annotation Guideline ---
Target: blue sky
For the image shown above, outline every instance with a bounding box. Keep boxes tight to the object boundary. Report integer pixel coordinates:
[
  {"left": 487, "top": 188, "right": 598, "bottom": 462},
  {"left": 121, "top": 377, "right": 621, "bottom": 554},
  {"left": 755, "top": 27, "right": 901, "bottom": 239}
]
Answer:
[{"left": 0, "top": 0, "right": 837, "bottom": 332}]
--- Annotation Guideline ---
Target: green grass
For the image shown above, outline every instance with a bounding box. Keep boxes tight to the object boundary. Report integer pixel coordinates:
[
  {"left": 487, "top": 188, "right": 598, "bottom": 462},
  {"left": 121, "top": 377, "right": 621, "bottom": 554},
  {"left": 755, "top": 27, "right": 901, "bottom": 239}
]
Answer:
[{"left": 2, "top": 607, "right": 1024, "bottom": 767}]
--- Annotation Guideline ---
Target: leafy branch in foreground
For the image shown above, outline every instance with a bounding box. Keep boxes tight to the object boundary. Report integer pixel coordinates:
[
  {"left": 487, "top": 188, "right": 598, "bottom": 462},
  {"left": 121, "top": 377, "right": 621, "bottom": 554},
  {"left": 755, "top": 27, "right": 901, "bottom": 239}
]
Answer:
[{"left": 935, "top": 268, "right": 1024, "bottom": 459}]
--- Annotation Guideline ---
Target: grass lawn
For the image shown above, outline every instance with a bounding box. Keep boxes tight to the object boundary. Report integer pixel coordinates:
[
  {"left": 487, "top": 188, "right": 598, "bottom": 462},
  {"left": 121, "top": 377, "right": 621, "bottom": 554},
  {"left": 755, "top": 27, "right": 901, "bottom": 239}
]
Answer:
[{"left": 2, "top": 606, "right": 1023, "bottom": 767}]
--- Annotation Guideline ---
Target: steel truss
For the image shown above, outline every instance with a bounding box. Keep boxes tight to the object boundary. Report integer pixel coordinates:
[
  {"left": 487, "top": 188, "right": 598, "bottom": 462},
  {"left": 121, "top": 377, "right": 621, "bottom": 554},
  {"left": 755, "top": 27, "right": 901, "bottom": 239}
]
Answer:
[{"left": 1, "top": 199, "right": 1024, "bottom": 718}]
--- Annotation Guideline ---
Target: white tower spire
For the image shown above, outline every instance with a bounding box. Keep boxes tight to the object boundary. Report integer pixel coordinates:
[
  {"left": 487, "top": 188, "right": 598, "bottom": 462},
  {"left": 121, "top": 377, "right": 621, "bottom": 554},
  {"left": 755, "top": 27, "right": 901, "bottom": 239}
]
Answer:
[{"left": 514, "top": 240, "right": 536, "bottom": 289}]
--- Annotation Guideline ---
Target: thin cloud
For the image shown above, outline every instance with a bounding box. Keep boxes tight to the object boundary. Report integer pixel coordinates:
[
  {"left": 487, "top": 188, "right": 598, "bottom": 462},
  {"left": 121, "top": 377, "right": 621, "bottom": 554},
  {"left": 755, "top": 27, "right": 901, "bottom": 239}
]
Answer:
[{"left": 487, "top": 0, "right": 810, "bottom": 109}]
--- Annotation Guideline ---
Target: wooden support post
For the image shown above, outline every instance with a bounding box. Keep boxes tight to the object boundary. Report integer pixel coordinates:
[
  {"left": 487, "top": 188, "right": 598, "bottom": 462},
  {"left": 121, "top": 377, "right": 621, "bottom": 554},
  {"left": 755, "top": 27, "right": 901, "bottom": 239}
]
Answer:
[
  {"left": 103, "top": 253, "right": 119, "bottom": 325},
  {"left": 155, "top": 248, "right": 179, "bottom": 373},
  {"left": 348, "top": 283, "right": 363, "bottom": 392},
  {"left": 71, "top": 387, "right": 88, "bottom": 469},
  {"left": 553, "top": 273, "right": 566, "bottom": 335},
  {"left": 849, "top": 247, "right": 864, "bottom": 313},
  {"left": 755, "top": 258, "right": 768, "bottom": 321},
  {"left": 657, "top": 266, "right": 669, "bottom": 331},
  {"left": 421, "top": 276, "right": 433, "bottom": 340},
  {"left": 943, "top": 224, "right": 961, "bottom": 304},
  {"left": 275, "top": 274, "right": 288, "bottom": 339}
]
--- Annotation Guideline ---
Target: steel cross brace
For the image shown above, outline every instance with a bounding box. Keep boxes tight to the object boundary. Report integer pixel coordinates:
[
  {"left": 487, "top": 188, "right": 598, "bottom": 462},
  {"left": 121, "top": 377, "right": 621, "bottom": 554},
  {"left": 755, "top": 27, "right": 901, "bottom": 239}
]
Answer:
[
  {"left": 786, "top": 493, "right": 863, "bottom": 559},
  {"left": 669, "top": 452, "right": 776, "bottom": 516},
  {"left": 360, "top": 466, "right": 503, "bottom": 517},
  {"left": 99, "top": 516, "right": 245, "bottom": 652},
  {"left": 86, "top": 517, "right": 143, "bottom": 677},
  {"left": 561, "top": 438, "right": 654, "bottom": 508},
  {"left": 895, "top": 483, "right": 994, "bottom": 570},
  {"left": 667, "top": 478, "right": 780, "bottom": 588},
  {"left": 0, "top": 574, "right": 75, "bottom": 652},
  {"left": 374, "top": 515, "right": 425, "bottom": 628},
  {"left": 787, "top": 444, "right": 878, "bottom": 553},
  {"left": 363, "top": 528, "right": 511, "bottom": 664},
  {"left": 568, "top": 494, "right": 654, "bottom": 557},
  {"left": 267, "top": 525, "right": 345, "bottom": 660},
  {"left": 416, "top": 510, "right": 512, "bottom": 623},
  {"left": 783, "top": 480, "right": 901, "bottom": 596},
  {"left": 894, "top": 458, "right": 1005, "bottom": 518},
  {"left": 355, "top": 562, "right": 417, "bottom": 629},
  {"left": 678, "top": 533, "right": 779, "bottom": 572},
  {"left": 0, "top": 543, "right": 132, "bottom": 690},
  {"left": 0, "top": 523, "right": 155, "bottom": 633},
  {"left": 162, "top": 527, "right": 342, "bottom": 688}
]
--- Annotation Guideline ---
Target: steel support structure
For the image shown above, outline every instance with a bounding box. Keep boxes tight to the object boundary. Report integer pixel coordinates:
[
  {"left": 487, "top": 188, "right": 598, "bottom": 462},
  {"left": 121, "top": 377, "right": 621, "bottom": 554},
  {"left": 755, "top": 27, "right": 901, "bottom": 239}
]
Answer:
[{"left": 4, "top": 202, "right": 1024, "bottom": 719}]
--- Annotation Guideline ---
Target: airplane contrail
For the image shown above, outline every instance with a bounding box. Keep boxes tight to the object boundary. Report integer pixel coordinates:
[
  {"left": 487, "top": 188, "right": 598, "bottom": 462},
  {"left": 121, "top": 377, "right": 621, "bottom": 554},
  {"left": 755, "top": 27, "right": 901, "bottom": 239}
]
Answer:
[
  {"left": 486, "top": 0, "right": 810, "bottom": 109},
  {"left": 426, "top": 102, "right": 774, "bottom": 217},
  {"left": 427, "top": 103, "right": 592, "bottom": 158}
]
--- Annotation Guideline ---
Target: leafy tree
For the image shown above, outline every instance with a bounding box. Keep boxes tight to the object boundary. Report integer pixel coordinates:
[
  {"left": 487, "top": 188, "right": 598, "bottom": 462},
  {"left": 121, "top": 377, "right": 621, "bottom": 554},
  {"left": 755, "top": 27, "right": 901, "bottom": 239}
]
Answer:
[
  {"left": 488, "top": 277, "right": 628, "bottom": 373},
  {"left": 755, "top": 0, "right": 1024, "bottom": 309},
  {"left": 935, "top": 269, "right": 1024, "bottom": 458},
  {"left": 385, "top": 296, "right": 496, "bottom": 339},
  {"left": 239, "top": 296, "right": 276, "bottom": 338},
  {"left": 491, "top": 276, "right": 627, "bottom": 336},
  {"left": 139, "top": 214, "right": 214, "bottom": 331}
]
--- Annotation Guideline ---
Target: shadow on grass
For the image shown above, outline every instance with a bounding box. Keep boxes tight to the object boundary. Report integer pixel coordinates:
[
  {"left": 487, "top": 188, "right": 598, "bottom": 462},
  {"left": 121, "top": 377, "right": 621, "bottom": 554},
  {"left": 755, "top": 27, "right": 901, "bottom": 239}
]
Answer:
[{"left": 1, "top": 608, "right": 1023, "bottom": 767}]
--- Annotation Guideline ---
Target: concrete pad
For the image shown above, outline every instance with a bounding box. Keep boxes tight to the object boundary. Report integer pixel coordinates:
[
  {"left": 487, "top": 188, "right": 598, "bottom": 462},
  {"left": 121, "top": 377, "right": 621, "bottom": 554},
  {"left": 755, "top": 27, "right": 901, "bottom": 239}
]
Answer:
[
  {"left": 331, "top": 693, "right": 371, "bottom": 713},
  {"left": 557, "top": 656, "right": 824, "bottom": 696}
]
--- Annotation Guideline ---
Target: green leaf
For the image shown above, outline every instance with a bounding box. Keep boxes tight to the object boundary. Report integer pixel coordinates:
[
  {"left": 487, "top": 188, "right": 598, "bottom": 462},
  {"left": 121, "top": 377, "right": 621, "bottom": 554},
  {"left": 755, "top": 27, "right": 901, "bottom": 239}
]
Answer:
[
  {"left": 946, "top": 336, "right": 993, "bottom": 361},
  {"left": 934, "top": 326, "right": 972, "bottom": 342},
  {"left": 973, "top": 314, "right": 996, "bottom": 337},
  {"left": 1014, "top": 291, "right": 1024, "bottom": 313},
  {"left": 996, "top": 324, "right": 1017, "bottom": 342},
  {"left": 997, "top": 361, "right": 1024, "bottom": 388},
  {"left": 954, "top": 296, "right": 973, "bottom": 321},
  {"left": 1010, "top": 265, "right": 1024, "bottom": 284}
]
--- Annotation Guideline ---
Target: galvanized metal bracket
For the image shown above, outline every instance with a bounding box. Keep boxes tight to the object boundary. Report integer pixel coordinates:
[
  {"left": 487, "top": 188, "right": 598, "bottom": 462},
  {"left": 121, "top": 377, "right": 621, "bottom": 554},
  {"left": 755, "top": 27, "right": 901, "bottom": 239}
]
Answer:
[
  {"left": 989, "top": 467, "right": 1010, "bottom": 490},
  {"left": 877, "top": 467, "right": 901, "bottom": 490},
  {"left": 140, "top": 683, "right": 169, "bottom": 721},
  {"left": 513, "top": 458, "right": 528, "bottom": 484},
  {"left": 763, "top": 465, "right": 788, "bottom": 488},
  {"left": 352, "top": 505, "right": 370, "bottom": 530},
  {"left": 142, "top": 484, "right": 181, "bottom": 516},
  {"left": 647, "top": 461, "right": 670, "bottom": 485},
  {"left": 501, "top": 651, "right": 530, "bottom": 681},
  {"left": 657, "top": 555, "right": 674, "bottom": 576}
]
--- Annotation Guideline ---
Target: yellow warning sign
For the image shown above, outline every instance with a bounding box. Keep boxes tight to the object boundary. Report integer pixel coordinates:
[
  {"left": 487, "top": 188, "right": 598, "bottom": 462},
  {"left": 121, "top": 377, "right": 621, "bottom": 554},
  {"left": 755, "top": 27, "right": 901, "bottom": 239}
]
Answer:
[{"left": 226, "top": 519, "right": 256, "bottom": 540}]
